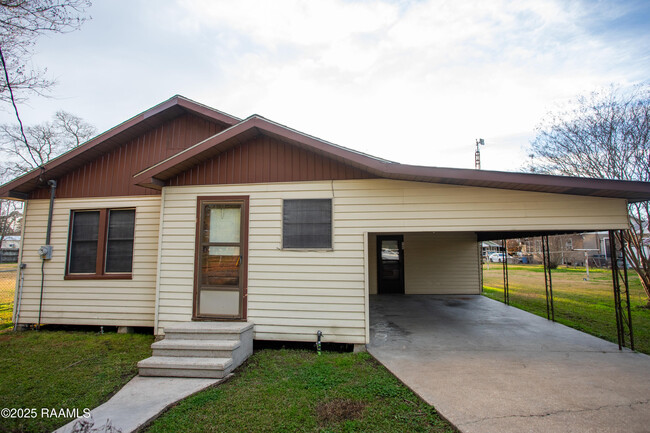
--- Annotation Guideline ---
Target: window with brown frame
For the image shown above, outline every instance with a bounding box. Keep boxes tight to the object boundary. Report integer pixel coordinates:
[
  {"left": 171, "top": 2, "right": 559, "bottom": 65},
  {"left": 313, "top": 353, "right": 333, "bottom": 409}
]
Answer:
[{"left": 66, "top": 208, "right": 135, "bottom": 279}]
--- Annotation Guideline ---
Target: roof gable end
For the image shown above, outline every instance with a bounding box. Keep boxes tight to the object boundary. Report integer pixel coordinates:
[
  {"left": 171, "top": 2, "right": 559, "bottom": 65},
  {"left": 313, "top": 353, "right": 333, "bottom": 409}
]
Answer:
[{"left": 0, "top": 95, "right": 240, "bottom": 199}]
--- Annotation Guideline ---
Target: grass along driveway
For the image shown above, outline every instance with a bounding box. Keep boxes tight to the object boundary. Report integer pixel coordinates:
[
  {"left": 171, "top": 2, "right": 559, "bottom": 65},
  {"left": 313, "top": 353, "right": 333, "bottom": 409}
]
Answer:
[
  {"left": 482, "top": 264, "right": 650, "bottom": 354},
  {"left": 146, "top": 348, "right": 457, "bottom": 433}
]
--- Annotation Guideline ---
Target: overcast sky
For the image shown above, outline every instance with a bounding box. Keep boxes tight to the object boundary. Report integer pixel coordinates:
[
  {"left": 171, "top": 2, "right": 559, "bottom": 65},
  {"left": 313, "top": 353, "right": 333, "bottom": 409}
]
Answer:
[{"left": 2, "top": 0, "right": 649, "bottom": 171}]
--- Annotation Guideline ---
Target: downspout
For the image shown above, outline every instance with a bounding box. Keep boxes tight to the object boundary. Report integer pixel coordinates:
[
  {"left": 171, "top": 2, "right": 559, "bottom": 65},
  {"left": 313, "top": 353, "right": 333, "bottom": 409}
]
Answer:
[
  {"left": 37, "top": 179, "right": 56, "bottom": 330},
  {"left": 13, "top": 263, "right": 26, "bottom": 328},
  {"left": 12, "top": 199, "right": 28, "bottom": 329}
]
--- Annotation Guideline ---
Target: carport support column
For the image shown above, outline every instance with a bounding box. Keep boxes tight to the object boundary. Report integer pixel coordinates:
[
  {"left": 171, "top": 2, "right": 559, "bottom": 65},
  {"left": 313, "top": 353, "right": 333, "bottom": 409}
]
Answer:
[
  {"left": 542, "top": 235, "right": 555, "bottom": 322},
  {"left": 502, "top": 239, "right": 510, "bottom": 305},
  {"left": 609, "top": 230, "right": 634, "bottom": 351}
]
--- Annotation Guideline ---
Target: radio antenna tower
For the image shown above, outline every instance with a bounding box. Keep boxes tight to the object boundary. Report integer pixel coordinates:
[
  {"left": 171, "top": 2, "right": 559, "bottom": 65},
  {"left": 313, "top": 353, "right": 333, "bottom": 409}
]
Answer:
[{"left": 475, "top": 138, "right": 485, "bottom": 169}]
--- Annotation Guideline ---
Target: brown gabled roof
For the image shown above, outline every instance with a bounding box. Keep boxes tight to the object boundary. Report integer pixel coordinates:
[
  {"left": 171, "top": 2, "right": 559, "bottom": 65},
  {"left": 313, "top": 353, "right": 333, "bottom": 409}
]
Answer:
[
  {"left": 3, "top": 96, "right": 650, "bottom": 203},
  {"left": 0, "top": 95, "right": 240, "bottom": 199},
  {"left": 134, "top": 114, "right": 650, "bottom": 203}
]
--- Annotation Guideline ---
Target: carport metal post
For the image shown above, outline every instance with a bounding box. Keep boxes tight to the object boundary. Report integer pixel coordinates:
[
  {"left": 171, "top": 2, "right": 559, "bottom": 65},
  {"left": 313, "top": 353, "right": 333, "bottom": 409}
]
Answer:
[
  {"left": 542, "top": 235, "right": 555, "bottom": 322},
  {"left": 609, "top": 230, "right": 634, "bottom": 351},
  {"left": 502, "top": 239, "right": 510, "bottom": 305}
]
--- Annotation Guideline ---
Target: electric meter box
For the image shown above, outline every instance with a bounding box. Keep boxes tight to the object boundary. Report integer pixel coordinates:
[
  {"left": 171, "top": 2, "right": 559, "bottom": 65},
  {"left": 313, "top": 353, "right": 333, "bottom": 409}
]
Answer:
[{"left": 38, "top": 245, "right": 53, "bottom": 260}]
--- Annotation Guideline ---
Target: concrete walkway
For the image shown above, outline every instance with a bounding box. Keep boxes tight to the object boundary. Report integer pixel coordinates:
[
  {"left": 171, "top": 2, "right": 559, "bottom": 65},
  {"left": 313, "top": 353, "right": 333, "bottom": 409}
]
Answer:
[
  {"left": 54, "top": 376, "right": 222, "bottom": 433},
  {"left": 368, "top": 295, "right": 650, "bottom": 433}
]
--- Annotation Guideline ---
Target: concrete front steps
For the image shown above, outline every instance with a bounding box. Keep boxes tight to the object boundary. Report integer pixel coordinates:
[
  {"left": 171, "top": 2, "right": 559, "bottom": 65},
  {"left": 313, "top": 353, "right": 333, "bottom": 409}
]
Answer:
[{"left": 138, "top": 322, "right": 254, "bottom": 378}]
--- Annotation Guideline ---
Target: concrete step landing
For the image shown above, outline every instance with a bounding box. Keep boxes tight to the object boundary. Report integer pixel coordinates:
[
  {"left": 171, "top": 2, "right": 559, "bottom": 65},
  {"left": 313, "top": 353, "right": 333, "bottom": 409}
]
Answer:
[
  {"left": 151, "top": 339, "right": 240, "bottom": 358},
  {"left": 138, "top": 321, "right": 253, "bottom": 379}
]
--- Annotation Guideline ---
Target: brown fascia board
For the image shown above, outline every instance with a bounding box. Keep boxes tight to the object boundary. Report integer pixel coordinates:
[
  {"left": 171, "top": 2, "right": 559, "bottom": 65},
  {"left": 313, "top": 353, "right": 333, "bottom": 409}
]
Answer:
[
  {"left": 133, "top": 115, "right": 650, "bottom": 202},
  {"left": 171, "top": 95, "right": 241, "bottom": 125},
  {"left": 0, "top": 95, "right": 241, "bottom": 199},
  {"left": 378, "top": 164, "right": 650, "bottom": 202}
]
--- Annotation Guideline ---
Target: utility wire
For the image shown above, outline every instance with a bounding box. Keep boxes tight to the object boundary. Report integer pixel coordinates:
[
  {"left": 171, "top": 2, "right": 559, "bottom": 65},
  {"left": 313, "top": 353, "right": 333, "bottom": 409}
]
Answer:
[{"left": 0, "top": 43, "right": 40, "bottom": 168}]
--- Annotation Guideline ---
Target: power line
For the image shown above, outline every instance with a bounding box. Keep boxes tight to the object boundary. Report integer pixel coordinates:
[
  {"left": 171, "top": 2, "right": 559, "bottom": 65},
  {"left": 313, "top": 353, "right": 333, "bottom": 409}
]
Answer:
[{"left": 0, "top": 43, "right": 39, "bottom": 168}]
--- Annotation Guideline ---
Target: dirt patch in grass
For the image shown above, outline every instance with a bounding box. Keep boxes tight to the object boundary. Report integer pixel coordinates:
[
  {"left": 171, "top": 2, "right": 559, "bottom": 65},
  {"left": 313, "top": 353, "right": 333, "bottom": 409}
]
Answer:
[{"left": 317, "top": 398, "right": 366, "bottom": 425}]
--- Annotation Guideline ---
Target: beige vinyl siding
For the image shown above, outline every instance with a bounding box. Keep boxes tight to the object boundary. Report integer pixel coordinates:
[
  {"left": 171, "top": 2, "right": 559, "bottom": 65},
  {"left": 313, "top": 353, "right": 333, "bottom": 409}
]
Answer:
[
  {"left": 16, "top": 196, "right": 160, "bottom": 327},
  {"left": 157, "top": 179, "right": 628, "bottom": 343},
  {"left": 368, "top": 234, "right": 377, "bottom": 295},
  {"left": 403, "top": 232, "right": 480, "bottom": 294},
  {"left": 368, "top": 232, "right": 480, "bottom": 295}
]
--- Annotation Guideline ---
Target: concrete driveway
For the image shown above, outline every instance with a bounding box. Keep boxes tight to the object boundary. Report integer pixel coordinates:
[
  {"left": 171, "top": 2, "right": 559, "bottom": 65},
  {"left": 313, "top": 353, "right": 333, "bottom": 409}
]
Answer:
[{"left": 368, "top": 295, "right": 650, "bottom": 433}]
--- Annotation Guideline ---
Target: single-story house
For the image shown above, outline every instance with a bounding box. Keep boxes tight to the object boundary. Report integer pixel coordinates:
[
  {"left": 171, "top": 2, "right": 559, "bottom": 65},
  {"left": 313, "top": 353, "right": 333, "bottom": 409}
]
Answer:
[
  {"left": 481, "top": 241, "right": 503, "bottom": 259},
  {"left": 2, "top": 95, "right": 649, "bottom": 346},
  {"left": 1, "top": 235, "right": 20, "bottom": 249}
]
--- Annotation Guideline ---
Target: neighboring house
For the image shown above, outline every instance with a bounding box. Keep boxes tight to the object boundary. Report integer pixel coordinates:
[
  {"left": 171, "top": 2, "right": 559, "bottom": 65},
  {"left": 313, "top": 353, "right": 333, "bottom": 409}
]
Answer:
[
  {"left": 519, "top": 232, "right": 610, "bottom": 266},
  {"left": 1, "top": 235, "right": 20, "bottom": 249},
  {"left": 481, "top": 241, "right": 502, "bottom": 259},
  {"left": 1, "top": 95, "right": 649, "bottom": 345}
]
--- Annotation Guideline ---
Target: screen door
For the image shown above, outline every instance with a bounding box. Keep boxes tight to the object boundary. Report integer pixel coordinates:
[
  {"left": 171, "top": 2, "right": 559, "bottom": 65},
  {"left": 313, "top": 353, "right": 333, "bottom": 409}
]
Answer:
[{"left": 194, "top": 198, "right": 248, "bottom": 319}]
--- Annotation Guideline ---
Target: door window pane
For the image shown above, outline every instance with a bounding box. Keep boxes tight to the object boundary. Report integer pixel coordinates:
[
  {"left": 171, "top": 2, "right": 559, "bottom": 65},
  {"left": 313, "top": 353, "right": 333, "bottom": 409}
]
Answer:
[
  {"left": 105, "top": 209, "right": 135, "bottom": 273},
  {"left": 201, "top": 245, "right": 240, "bottom": 286},
  {"left": 199, "top": 290, "right": 240, "bottom": 316},
  {"left": 203, "top": 205, "right": 240, "bottom": 243},
  {"left": 381, "top": 240, "right": 399, "bottom": 261},
  {"left": 69, "top": 211, "right": 100, "bottom": 273}
]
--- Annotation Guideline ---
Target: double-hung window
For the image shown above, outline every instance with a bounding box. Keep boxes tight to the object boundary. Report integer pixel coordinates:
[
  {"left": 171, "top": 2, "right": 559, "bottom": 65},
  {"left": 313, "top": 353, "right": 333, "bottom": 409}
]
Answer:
[
  {"left": 66, "top": 208, "right": 135, "bottom": 278},
  {"left": 282, "top": 199, "right": 332, "bottom": 249}
]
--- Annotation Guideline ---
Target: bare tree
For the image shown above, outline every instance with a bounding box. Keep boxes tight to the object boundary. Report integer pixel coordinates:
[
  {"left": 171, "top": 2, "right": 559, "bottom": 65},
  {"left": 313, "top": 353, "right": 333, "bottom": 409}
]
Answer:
[
  {"left": 0, "top": 198, "right": 20, "bottom": 248},
  {"left": 528, "top": 83, "right": 650, "bottom": 304},
  {"left": 0, "top": 109, "right": 94, "bottom": 248},
  {"left": 0, "top": 109, "right": 95, "bottom": 176},
  {"left": 0, "top": 0, "right": 92, "bottom": 103}
]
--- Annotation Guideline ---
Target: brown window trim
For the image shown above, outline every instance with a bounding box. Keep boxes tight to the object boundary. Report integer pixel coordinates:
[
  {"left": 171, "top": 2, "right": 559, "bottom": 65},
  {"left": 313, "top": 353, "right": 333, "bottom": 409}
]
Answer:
[
  {"left": 65, "top": 208, "right": 135, "bottom": 280},
  {"left": 64, "top": 274, "right": 133, "bottom": 280}
]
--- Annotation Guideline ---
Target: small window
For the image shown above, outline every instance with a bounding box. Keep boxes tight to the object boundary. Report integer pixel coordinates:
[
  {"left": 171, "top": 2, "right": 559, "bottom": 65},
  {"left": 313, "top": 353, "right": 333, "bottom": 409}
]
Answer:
[
  {"left": 105, "top": 209, "right": 136, "bottom": 273},
  {"left": 69, "top": 211, "right": 100, "bottom": 273},
  {"left": 67, "top": 208, "right": 135, "bottom": 278},
  {"left": 282, "top": 199, "right": 332, "bottom": 249}
]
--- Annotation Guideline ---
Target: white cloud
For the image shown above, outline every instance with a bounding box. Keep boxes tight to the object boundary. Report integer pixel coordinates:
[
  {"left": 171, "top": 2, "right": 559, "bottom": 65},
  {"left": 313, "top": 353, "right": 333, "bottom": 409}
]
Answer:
[
  {"left": 2, "top": 0, "right": 648, "bottom": 172},
  {"left": 160, "top": 0, "right": 647, "bottom": 169}
]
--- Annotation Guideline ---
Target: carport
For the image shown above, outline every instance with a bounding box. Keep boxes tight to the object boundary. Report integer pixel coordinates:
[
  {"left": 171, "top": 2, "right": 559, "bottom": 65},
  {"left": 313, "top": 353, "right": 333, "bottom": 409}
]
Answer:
[
  {"left": 363, "top": 173, "right": 649, "bottom": 432},
  {"left": 368, "top": 295, "right": 650, "bottom": 433}
]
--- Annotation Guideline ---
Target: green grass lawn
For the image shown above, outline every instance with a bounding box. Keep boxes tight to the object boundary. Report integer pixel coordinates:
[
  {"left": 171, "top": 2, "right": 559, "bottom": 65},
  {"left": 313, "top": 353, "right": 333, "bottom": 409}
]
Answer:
[
  {"left": 0, "top": 328, "right": 154, "bottom": 432},
  {"left": 0, "top": 264, "right": 17, "bottom": 331},
  {"left": 482, "top": 264, "right": 650, "bottom": 354},
  {"left": 146, "top": 349, "right": 457, "bottom": 433},
  {"left": 0, "top": 331, "right": 456, "bottom": 433}
]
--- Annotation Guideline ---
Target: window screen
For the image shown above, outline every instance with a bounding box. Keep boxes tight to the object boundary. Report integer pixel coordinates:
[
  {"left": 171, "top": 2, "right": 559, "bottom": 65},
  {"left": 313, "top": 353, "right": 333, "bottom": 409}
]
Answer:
[
  {"left": 105, "top": 209, "right": 135, "bottom": 273},
  {"left": 282, "top": 199, "right": 332, "bottom": 249},
  {"left": 69, "top": 211, "right": 100, "bottom": 273}
]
